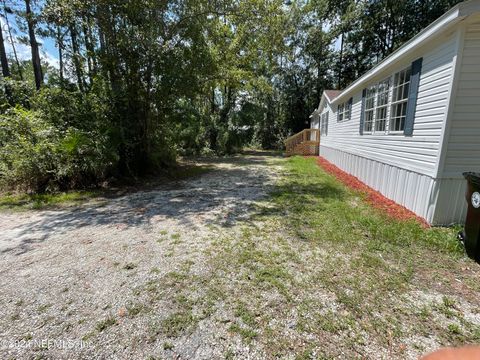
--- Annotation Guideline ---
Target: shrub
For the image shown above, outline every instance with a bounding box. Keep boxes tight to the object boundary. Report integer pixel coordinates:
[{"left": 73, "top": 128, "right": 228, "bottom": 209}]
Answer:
[
  {"left": 0, "top": 107, "right": 58, "bottom": 191},
  {"left": 0, "top": 105, "right": 116, "bottom": 192}
]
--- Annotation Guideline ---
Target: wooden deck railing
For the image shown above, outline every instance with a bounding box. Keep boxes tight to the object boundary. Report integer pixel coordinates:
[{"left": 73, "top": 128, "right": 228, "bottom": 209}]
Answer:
[{"left": 285, "top": 129, "right": 320, "bottom": 156}]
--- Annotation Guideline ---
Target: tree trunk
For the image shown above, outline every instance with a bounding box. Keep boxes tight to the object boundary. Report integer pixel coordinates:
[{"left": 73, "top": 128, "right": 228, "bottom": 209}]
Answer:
[
  {"left": 316, "top": 35, "right": 323, "bottom": 104},
  {"left": 57, "top": 27, "right": 64, "bottom": 83},
  {"left": 337, "top": 31, "right": 344, "bottom": 89},
  {"left": 69, "top": 24, "right": 84, "bottom": 92},
  {"left": 3, "top": 2, "right": 22, "bottom": 80},
  {"left": 96, "top": 5, "right": 121, "bottom": 95},
  {"left": 0, "top": 23, "right": 12, "bottom": 102},
  {"left": 25, "top": 0, "right": 43, "bottom": 90},
  {"left": 0, "top": 24, "right": 10, "bottom": 78},
  {"left": 82, "top": 16, "right": 97, "bottom": 85}
]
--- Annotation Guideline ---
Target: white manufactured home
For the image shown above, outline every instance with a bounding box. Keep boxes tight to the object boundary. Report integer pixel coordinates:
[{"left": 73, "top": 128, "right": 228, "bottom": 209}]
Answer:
[{"left": 309, "top": 0, "right": 480, "bottom": 225}]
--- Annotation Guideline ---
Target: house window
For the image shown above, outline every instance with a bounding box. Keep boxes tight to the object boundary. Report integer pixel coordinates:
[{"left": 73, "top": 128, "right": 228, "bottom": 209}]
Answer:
[
  {"left": 363, "top": 86, "right": 376, "bottom": 132},
  {"left": 337, "top": 98, "right": 352, "bottom": 122},
  {"left": 361, "top": 66, "right": 414, "bottom": 135},
  {"left": 337, "top": 104, "right": 344, "bottom": 122},
  {"left": 320, "top": 112, "right": 328, "bottom": 135},
  {"left": 344, "top": 98, "right": 352, "bottom": 121},
  {"left": 375, "top": 79, "right": 390, "bottom": 132},
  {"left": 390, "top": 67, "right": 411, "bottom": 132}
]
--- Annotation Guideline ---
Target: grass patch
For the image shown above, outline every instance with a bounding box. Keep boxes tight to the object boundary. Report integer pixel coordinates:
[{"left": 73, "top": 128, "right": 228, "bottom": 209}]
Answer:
[
  {"left": 126, "top": 302, "right": 148, "bottom": 317},
  {"left": 163, "top": 342, "right": 174, "bottom": 350},
  {"left": 0, "top": 191, "right": 99, "bottom": 210},
  {"left": 234, "top": 303, "right": 257, "bottom": 328},
  {"left": 95, "top": 316, "right": 117, "bottom": 332},
  {"left": 229, "top": 323, "right": 258, "bottom": 342},
  {"left": 37, "top": 304, "right": 52, "bottom": 314},
  {"left": 161, "top": 311, "right": 198, "bottom": 338}
]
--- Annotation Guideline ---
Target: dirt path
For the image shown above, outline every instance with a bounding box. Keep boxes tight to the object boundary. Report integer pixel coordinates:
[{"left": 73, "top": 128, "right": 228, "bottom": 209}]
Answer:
[{"left": 0, "top": 153, "right": 282, "bottom": 359}]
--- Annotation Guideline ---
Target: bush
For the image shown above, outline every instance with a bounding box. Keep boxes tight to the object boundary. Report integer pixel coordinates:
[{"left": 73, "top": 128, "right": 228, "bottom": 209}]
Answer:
[
  {"left": 0, "top": 107, "right": 58, "bottom": 191},
  {"left": 0, "top": 105, "right": 116, "bottom": 192}
]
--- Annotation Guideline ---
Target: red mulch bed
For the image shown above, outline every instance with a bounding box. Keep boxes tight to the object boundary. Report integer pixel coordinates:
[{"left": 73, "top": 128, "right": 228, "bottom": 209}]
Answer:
[{"left": 313, "top": 156, "right": 429, "bottom": 227}]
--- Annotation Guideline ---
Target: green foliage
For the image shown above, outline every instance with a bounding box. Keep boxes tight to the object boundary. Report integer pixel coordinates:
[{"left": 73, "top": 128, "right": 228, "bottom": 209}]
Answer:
[
  {"left": 0, "top": 107, "right": 58, "bottom": 191},
  {"left": 0, "top": 90, "right": 117, "bottom": 191}
]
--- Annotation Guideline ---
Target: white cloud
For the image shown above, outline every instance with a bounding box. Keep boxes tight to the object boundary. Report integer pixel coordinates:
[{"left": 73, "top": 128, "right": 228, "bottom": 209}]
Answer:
[
  {"left": 1, "top": 18, "right": 59, "bottom": 69},
  {"left": 41, "top": 47, "right": 60, "bottom": 69}
]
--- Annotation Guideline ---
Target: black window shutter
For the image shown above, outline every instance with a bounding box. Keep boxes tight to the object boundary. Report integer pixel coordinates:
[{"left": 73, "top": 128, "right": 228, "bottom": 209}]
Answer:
[
  {"left": 337, "top": 105, "right": 340, "bottom": 122},
  {"left": 404, "top": 58, "right": 423, "bottom": 136},
  {"left": 348, "top": 97, "right": 353, "bottom": 119},
  {"left": 359, "top": 89, "right": 366, "bottom": 135}
]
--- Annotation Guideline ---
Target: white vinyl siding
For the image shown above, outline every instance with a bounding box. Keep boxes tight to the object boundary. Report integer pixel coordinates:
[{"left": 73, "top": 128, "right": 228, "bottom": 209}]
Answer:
[
  {"left": 320, "top": 32, "right": 457, "bottom": 178},
  {"left": 442, "top": 21, "right": 480, "bottom": 178}
]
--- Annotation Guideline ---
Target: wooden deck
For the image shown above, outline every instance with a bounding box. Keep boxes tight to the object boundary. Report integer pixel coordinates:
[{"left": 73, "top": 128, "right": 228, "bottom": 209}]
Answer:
[{"left": 285, "top": 129, "right": 320, "bottom": 156}]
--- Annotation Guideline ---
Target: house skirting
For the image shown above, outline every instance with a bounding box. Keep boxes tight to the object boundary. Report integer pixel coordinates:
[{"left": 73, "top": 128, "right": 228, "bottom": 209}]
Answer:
[{"left": 319, "top": 145, "right": 467, "bottom": 225}]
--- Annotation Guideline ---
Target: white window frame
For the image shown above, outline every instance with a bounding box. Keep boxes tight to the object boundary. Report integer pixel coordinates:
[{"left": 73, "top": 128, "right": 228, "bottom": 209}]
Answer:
[
  {"left": 344, "top": 98, "right": 352, "bottom": 121},
  {"left": 361, "top": 67, "right": 411, "bottom": 136},
  {"left": 337, "top": 99, "right": 352, "bottom": 122},
  {"left": 320, "top": 111, "right": 328, "bottom": 136},
  {"left": 363, "top": 86, "right": 376, "bottom": 134},
  {"left": 390, "top": 67, "right": 411, "bottom": 134},
  {"left": 375, "top": 78, "right": 390, "bottom": 133},
  {"left": 337, "top": 103, "right": 344, "bottom": 122}
]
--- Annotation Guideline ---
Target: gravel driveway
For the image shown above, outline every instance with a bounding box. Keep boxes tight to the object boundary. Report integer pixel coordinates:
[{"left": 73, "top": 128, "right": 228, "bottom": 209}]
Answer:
[{"left": 0, "top": 153, "right": 281, "bottom": 359}]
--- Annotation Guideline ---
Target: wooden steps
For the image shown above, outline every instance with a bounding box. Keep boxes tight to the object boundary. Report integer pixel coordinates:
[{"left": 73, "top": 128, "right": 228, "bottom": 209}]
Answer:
[{"left": 285, "top": 129, "right": 320, "bottom": 156}]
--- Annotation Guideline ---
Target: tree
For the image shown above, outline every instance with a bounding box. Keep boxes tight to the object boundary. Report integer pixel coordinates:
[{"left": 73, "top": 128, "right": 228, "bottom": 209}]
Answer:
[
  {"left": 24, "top": 0, "right": 43, "bottom": 89},
  {"left": 0, "top": 25, "right": 10, "bottom": 78},
  {"left": 2, "top": 1, "right": 23, "bottom": 80}
]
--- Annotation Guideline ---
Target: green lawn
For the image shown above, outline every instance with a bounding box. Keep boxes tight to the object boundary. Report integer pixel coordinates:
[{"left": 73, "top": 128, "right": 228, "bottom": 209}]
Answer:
[{"left": 196, "top": 156, "right": 480, "bottom": 358}]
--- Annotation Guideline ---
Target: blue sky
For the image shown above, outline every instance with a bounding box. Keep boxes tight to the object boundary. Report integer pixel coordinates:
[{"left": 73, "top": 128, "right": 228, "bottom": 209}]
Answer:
[{"left": 1, "top": 2, "right": 59, "bottom": 69}]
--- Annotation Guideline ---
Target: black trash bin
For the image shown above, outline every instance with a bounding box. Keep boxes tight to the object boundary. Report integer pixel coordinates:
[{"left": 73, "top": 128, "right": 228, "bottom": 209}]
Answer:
[{"left": 463, "top": 172, "right": 480, "bottom": 261}]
